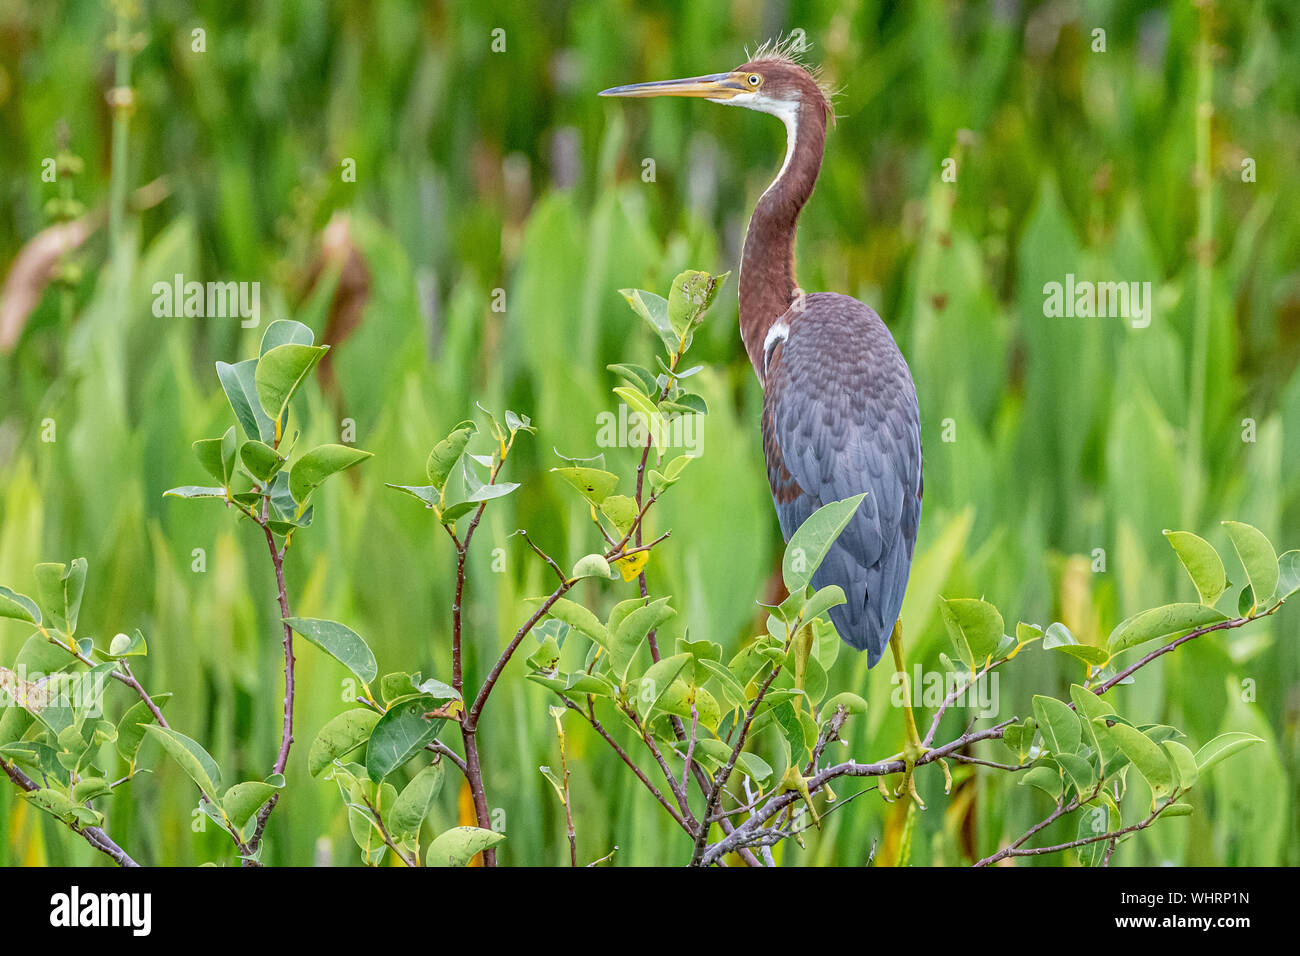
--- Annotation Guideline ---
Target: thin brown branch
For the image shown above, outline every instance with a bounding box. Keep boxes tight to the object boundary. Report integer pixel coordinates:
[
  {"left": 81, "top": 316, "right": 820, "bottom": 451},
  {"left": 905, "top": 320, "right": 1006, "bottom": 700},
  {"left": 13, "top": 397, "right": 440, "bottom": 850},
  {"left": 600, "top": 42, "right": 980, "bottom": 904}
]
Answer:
[
  {"left": 558, "top": 695, "right": 688, "bottom": 832},
  {"left": 2, "top": 757, "right": 139, "bottom": 867},
  {"left": 974, "top": 790, "right": 1180, "bottom": 866},
  {"left": 357, "top": 790, "right": 418, "bottom": 867},
  {"left": 689, "top": 663, "right": 781, "bottom": 865}
]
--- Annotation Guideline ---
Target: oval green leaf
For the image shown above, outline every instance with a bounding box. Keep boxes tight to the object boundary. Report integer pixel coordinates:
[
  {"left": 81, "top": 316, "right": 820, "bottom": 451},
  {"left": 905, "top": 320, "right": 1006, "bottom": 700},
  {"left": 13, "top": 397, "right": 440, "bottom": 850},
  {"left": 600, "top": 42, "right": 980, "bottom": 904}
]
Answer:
[{"left": 284, "top": 617, "right": 378, "bottom": 685}]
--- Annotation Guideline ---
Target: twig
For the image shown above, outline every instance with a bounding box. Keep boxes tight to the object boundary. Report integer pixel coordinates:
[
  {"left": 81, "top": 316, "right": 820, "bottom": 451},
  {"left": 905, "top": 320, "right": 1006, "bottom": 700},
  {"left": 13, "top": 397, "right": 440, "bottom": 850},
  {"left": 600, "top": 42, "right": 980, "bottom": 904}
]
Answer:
[
  {"left": 357, "top": 790, "right": 418, "bottom": 867},
  {"left": 974, "top": 791, "right": 1180, "bottom": 866},
  {"left": 246, "top": 516, "right": 297, "bottom": 861},
  {"left": 517, "top": 529, "right": 567, "bottom": 584},
  {"left": 1091, "top": 605, "right": 1278, "bottom": 697},
  {"left": 558, "top": 695, "right": 688, "bottom": 832},
  {"left": 424, "top": 740, "right": 469, "bottom": 777},
  {"left": 689, "top": 663, "right": 780, "bottom": 865},
  {"left": 922, "top": 659, "right": 1001, "bottom": 747},
  {"left": 2, "top": 756, "right": 139, "bottom": 867}
]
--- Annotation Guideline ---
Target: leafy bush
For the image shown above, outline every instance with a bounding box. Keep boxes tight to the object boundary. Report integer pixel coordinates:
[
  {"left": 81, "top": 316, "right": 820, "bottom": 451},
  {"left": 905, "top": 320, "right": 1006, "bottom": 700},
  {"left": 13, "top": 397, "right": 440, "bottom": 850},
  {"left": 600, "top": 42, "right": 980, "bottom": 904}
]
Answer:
[{"left": 2, "top": 271, "right": 1289, "bottom": 867}]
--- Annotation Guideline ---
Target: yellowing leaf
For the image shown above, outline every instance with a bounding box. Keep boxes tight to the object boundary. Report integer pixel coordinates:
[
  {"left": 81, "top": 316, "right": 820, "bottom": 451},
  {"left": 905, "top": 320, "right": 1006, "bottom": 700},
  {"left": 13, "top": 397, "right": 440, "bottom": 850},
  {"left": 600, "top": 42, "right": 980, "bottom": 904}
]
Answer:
[{"left": 614, "top": 551, "right": 650, "bottom": 582}]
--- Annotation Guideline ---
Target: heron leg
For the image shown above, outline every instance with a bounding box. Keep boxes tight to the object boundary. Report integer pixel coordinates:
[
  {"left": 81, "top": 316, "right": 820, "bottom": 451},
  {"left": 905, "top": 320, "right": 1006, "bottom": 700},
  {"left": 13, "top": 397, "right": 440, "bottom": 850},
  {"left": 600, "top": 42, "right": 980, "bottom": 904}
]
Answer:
[{"left": 885, "top": 618, "right": 951, "bottom": 809}]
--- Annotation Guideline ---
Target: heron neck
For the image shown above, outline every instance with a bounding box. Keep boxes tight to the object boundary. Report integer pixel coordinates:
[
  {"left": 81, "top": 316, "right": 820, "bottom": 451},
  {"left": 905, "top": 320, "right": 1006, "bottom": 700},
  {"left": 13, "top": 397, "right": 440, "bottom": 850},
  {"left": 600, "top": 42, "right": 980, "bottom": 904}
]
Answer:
[{"left": 739, "top": 99, "right": 826, "bottom": 377}]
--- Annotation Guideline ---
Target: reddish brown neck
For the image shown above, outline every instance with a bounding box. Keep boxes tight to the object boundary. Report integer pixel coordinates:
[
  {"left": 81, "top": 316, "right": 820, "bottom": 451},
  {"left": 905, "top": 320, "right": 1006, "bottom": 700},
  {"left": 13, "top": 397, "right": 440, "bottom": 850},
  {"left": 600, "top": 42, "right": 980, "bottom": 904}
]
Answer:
[{"left": 738, "top": 97, "right": 827, "bottom": 376}]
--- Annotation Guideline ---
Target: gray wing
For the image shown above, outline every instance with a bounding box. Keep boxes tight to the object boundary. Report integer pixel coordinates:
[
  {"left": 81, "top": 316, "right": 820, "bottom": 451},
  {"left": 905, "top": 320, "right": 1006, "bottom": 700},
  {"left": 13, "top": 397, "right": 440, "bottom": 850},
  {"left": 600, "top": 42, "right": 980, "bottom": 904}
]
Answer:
[{"left": 761, "top": 293, "right": 922, "bottom": 667}]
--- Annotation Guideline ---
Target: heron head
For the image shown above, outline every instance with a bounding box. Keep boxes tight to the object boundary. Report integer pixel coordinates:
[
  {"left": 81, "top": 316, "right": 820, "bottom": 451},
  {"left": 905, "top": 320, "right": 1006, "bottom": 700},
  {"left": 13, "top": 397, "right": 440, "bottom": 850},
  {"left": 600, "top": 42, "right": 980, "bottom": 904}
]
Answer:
[{"left": 599, "top": 41, "right": 835, "bottom": 125}]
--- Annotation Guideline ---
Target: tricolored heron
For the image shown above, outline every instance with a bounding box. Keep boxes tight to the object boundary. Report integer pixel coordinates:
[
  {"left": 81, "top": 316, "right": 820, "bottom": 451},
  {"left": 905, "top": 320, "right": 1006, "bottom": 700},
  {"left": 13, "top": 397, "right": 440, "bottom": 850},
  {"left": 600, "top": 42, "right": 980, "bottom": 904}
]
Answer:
[{"left": 602, "top": 41, "right": 934, "bottom": 802}]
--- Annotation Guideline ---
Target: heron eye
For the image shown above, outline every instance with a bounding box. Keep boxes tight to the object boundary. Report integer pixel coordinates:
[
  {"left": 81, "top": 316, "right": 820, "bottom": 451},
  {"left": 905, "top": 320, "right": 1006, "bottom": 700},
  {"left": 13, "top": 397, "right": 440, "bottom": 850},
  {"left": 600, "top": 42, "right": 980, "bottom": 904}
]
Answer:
[{"left": 748, "top": 74, "right": 761, "bottom": 86}]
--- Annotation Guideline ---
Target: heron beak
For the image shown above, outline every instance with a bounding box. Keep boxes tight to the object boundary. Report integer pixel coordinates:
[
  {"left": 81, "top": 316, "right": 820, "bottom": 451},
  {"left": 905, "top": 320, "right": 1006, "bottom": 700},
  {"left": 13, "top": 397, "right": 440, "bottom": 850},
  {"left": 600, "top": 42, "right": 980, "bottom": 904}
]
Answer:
[{"left": 599, "top": 72, "right": 748, "bottom": 101}]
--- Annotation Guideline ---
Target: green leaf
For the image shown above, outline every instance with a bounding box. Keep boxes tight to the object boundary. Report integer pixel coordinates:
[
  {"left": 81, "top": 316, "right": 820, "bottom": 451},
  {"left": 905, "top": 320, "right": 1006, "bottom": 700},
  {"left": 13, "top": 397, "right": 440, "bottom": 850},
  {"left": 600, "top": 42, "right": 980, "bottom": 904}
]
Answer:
[
  {"left": 610, "top": 597, "right": 675, "bottom": 680},
  {"left": 413, "top": 676, "right": 460, "bottom": 701},
  {"left": 551, "top": 467, "right": 620, "bottom": 506},
  {"left": 736, "top": 751, "right": 773, "bottom": 788},
  {"left": 255, "top": 343, "right": 329, "bottom": 435},
  {"left": 1237, "top": 584, "right": 1255, "bottom": 617},
  {"left": 222, "top": 778, "right": 284, "bottom": 829},
  {"left": 193, "top": 425, "right": 238, "bottom": 487},
  {"left": 803, "top": 585, "right": 847, "bottom": 624},
  {"left": 1106, "top": 722, "right": 1175, "bottom": 799},
  {"left": 240, "top": 440, "right": 287, "bottom": 483},
  {"left": 504, "top": 409, "right": 534, "bottom": 435},
  {"left": 607, "top": 362, "right": 660, "bottom": 396},
  {"left": 1162, "top": 740, "right": 1199, "bottom": 790},
  {"left": 1075, "top": 801, "right": 1119, "bottom": 866},
  {"left": 465, "top": 481, "right": 519, "bottom": 502},
  {"left": 613, "top": 387, "right": 668, "bottom": 454},
  {"left": 667, "top": 270, "right": 727, "bottom": 348},
  {"left": 284, "top": 618, "right": 378, "bottom": 684},
  {"left": 697, "top": 659, "right": 746, "bottom": 712},
  {"left": 1054, "top": 643, "right": 1110, "bottom": 667},
  {"left": 1106, "top": 603, "right": 1229, "bottom": 654},
  {"left": 544, "top": 598, "right": 606, "bottom": 644},
  {"left": 163, "top": 485, "right": 228, "bottom": 500},
  {"left": 438, "top": 501, "right": 477, "bottom": 525},
  {"left": 526, "top": 635, "right": 562, "bottom": 672},
  {"left": 385, "top": 483, "right": 438, "bottom": 508},
  {"left": 425, "top": 826, "right": 505, "bottom": 867},
  {"left": 34, "top": 559, "right": 87, "bottom": 635},
  {"left": 216, "top": 359, "right": 276, "bottom": 443},
  {"left": 637, "top": 653, "right": 692, "bottom": 718},
  {"left": 782, "top": 494, "right": 868, "bottom": 593},
  {"left": 822, "top": 691, "right": 868, "bottom": 717},
  {"left": 1041, "top": 622, "right": 1075, "bottom": 648},
  {"left": 143, "top": 726, "right": 222, "bottom": 803},
  {"left": 940, "top": 597, "right": 1005, "bottom": 667},
  {"left": 289, "top": 444, "right": 372, "bottom": 508},
  {"left": 103, "top": 628, "right": 147, "bottom": 659},
  {"left": 1020, "top": 765, "right": 1062, "bottom": 800},
  {"left": 0, "top": 586, "right": 41, "bottom": 625},
  {"left": 1163, "top": 530, "right": 1228, "bottom": 606},
  {"left": 387, "top": 763, "right": 445, "bottom": 837},
  {"left": 72, "top": 776, "right": 112, "bottom": 803},
  {"left": 619, "top": 288, "right": 677, "bottom": 355},
  {"left": 1194, "top": 731, "right": 1263, "bottom": 772},
  {"left": 1032, "top": 695, "right": 1082, "bottom": 755},
  {"left": 660, "top": 393, "right": 709, "bottom": 417},
  {"left": 365, "top": 696, "right": 445, "bottom": 782},
  {"left": 1056, "top": 752, "right": 1096, "bottom": 797},
  {"left": 1014, "top": 622, "right": 1043, "bottom": 648},
  {"left": 266, "top": 470, "right": 312, "bottom": 533},
  {"left": 115, "top": 693, "right": 171, "bottom": 764},
  {"left": 647, "top": 454, "right": 692, "bottom": 495},
  {"left": 1277, "top": 550, "right": 1300, "bottom": 600},
  {"left": 1221, "top": 520, "right": 1279, "bottom": 606},
  {"left": 308, "top": 708, "right": 381, "bottom": 777},
  {"left": 599, "top": 495, "right": 639, "bottom": 535},
  {"left": 22, "top": 788, "right": 78, "bottom": 823},
  {"left": 656, "top": 682, "right": 721, "bottom": 731},
  {"left": 571, "top": 554, "right": 613, "bottom": 580},
  {"left": 426, "top": 421, "right": 477, "bottom": 492},
  {"left": 1069, "top": 684, "right": 1115, "bottom": 760},
  {"left": 260, "top": 318, "right": 314, "bottom": 353},
  {"left": 344, "top": 778, "right": 390, "bottom": 864},
  {"left": 1003, "top": 717, "right": 1037, "bottom": 764}
]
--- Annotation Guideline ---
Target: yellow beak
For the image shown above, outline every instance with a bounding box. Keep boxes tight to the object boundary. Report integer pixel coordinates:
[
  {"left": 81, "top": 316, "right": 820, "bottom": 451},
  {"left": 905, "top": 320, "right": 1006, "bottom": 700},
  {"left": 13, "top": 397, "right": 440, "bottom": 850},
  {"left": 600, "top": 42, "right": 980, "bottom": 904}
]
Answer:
[{"left": 599, "top": 72, "right": 749, "bottom": 100}]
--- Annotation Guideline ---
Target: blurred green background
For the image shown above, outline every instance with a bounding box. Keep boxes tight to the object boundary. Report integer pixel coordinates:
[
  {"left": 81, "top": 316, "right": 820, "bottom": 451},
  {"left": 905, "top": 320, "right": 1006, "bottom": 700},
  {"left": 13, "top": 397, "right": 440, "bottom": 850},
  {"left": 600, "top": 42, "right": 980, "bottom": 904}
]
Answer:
[{"left": 1, "top": 0, "right": 1297, "bottom": 866}]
